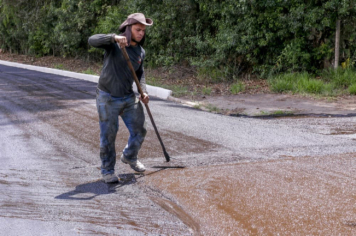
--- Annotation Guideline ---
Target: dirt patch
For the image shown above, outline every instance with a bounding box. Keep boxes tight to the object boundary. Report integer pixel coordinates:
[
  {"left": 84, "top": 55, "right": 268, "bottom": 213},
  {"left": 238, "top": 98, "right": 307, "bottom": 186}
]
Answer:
[
  {"left": 194, "top": 93, "right": 356, "bottom": 116},
  {"left": 145, "top": 153, "right": 356, "bottom": 235},
  {"left": 146, "top": 65, "right": 270, "bottom": 98}
]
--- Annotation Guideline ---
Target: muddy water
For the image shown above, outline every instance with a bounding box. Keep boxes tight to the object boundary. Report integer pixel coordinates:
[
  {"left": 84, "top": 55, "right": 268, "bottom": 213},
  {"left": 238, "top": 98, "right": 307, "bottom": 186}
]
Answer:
[{"left": 145, "top": 153, "right": 356, "bottom": 235}]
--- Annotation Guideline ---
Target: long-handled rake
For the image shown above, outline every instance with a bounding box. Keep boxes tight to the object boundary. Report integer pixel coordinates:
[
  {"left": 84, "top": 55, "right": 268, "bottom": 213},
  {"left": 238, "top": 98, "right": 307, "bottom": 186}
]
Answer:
[{"left": 120, "top": 45, "right": 170, "bottom": 162}]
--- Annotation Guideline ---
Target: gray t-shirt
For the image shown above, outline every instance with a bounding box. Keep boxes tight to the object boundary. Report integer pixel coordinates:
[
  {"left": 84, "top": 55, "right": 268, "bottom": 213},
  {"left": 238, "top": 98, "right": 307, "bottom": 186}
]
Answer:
[{"left": 88, "top": 34, "right": 147, "bottom": 97}]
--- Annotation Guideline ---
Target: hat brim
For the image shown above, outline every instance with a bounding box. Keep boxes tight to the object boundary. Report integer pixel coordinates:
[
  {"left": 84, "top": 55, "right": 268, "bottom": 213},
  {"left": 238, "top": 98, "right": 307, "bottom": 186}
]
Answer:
[{"left": 119, "top": 18, "right": 153, "bottom": 32}]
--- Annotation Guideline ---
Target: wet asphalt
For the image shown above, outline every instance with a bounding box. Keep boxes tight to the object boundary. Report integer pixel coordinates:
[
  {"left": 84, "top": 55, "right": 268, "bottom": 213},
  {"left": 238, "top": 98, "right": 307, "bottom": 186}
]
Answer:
[{"left": 0, "top": 64, "right": 355, "bottom": 235}]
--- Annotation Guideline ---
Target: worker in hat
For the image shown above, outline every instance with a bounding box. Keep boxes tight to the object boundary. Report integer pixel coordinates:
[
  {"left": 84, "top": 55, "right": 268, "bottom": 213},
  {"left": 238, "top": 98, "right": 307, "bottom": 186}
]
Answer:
[{"left": 88, "top": 13, "right": 153, "bottom": 183}]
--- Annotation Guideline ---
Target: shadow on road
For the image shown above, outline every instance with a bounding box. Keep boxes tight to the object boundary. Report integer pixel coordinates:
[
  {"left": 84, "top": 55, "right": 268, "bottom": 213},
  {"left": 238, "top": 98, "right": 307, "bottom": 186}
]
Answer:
[{"left": 55, "top": 173, "right": 137, "bottom": 200}]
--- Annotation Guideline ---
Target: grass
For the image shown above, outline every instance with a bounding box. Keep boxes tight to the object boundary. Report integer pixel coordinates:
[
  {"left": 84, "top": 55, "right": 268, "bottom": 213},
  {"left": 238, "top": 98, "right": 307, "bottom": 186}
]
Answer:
[
  {"left": 296, "top": 77, "right": 324, "bottom": 94},
  {"left": 268, "top": 73, "right": 296, "bottom": 93},
  {"left": 54, "top": 64, "right": 64, "bottom": 70},
  {"left": 205, "top": 104, "right": 221, "bottom": 113},
  {"left": 348, "top": 83, "right": 356, "bottom": 95},
  {"left": 197, "top": 67, "right": 226, "bottom": 83},
  {"left": 268, "top": 68, "right": 356, "bottom": 96},
  {"left": 256, "top": 110, "right": 294, "bottom": 116},
  {"left": 145, "top": 66, "right": 356, "bottom": 98},
  {"left": 193, "top": 104, "right": 201, "bottom": 109},
  {"left": 230, "top": 82, "right": 245, "bottom": 94},
  {"left": 202, "top": 86, "right": 212, "bottom": 95},
  {"left": 82, "top": 68, "right": 97, "bottom": 75},
  {"left": 321, "top": 67, "right": 356, "bottom": 88},
  {"left": 168, "top": 85, "right": 189, "bottom": 97},
  {"left": 146, "top": 76, "right": 164, "bottom": 87},
  {"left": 272, "top": 110, "right": 294, "bottom": 115}
]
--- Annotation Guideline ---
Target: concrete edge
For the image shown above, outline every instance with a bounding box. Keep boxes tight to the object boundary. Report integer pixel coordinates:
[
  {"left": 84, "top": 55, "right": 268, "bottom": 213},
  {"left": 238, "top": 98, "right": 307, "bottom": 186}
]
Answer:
[{"left": 0, "top": 59, "right": 172, "bottom": 100}]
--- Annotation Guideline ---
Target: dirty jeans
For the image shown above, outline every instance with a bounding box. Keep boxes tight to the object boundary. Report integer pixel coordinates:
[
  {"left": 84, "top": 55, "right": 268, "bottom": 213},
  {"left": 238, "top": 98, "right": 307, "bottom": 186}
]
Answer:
[{"left": 96, "top": 89, "right": 147, "bottom": 175}]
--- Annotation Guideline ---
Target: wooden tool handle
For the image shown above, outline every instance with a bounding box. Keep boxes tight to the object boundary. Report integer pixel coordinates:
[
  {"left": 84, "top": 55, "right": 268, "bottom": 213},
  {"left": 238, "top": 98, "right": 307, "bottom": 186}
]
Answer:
[{"left": 119, "top": 44, "right": 170, "bottom": 162}]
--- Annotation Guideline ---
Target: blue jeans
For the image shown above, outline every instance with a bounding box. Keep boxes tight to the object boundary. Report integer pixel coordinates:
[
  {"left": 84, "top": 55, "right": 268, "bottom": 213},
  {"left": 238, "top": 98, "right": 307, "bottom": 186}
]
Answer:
[{"left": 96, "top": 89, "right": 147, "bottom": 175}]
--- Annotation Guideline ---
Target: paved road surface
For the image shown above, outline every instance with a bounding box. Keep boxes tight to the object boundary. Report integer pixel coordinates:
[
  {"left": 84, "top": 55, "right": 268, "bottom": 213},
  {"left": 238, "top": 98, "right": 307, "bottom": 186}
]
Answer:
[{"left": 0, "top": 64, "right": 355, "bottom": 235}]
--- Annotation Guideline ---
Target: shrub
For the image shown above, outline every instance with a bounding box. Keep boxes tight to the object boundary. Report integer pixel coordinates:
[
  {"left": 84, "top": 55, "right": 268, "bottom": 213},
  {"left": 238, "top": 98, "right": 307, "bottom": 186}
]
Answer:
[
  {"left": 202, "top": 86, "right": 212, "bottom": 95},
  {"left": 321, "top": 83, "right": 336, "bottom": 96},
  {"left": 348, "top": 83, "right": 356, "bottom": 95},
  {"left": 296, "top": 77, "right": 324, "bottom": 94},
  {"left": 268, "top": 73, "right": 297, "bottom": 93},
  {"left": 270, "top": 72, "right": 333, "bottom": 95},
  {"left": 322, "top": 68, "right": 356, "bottom": 88},
  {"left": 230, "top": 82, "right": 245, "bottom": 94}
]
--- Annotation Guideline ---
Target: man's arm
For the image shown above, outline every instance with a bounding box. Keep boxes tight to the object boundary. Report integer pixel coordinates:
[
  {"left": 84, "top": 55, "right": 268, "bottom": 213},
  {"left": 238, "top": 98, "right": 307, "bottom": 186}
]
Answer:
[
  {"left": 88, "top": 34, "right": 116, "bottom": 49},
  {"left": 88, "top": 34, "right": 127, "bottom": 49}
]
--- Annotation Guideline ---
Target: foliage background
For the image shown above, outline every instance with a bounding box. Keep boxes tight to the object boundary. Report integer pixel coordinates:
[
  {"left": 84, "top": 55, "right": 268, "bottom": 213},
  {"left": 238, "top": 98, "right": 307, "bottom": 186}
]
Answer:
[{"left": 1, "top": 0, "right": 356, "bottom": 80}]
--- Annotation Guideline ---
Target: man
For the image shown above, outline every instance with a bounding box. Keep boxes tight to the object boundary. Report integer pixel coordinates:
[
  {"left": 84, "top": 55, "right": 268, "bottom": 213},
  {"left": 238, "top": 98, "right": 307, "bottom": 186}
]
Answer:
[{"left": 88, "top": 13, "right": 153, "bottom": 183}]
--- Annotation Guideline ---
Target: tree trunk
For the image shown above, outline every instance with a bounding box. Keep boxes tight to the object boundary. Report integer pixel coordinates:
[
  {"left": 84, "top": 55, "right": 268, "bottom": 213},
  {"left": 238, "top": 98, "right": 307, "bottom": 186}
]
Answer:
[{"left": 334, "top": 19, "right": 341, "bottom": 69}]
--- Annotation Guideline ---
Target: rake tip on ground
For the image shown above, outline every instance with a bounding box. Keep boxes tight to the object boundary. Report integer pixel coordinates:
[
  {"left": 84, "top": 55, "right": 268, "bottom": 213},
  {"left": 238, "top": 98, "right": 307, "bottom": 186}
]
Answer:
[{"left": 164, "top": 151, "right": 170, "bottom": 162}]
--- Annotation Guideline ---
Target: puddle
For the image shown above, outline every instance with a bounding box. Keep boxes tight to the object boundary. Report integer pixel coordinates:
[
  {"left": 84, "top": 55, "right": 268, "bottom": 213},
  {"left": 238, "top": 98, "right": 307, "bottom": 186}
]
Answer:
[{"left": 145, "top": 153, "right": 356, "bottom": 235}]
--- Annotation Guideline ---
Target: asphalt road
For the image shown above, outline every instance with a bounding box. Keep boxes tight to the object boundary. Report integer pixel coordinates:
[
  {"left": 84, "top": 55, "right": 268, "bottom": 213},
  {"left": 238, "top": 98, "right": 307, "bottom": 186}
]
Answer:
[{"left": 0, "top": 64, "right": 355, "bottom": 235}]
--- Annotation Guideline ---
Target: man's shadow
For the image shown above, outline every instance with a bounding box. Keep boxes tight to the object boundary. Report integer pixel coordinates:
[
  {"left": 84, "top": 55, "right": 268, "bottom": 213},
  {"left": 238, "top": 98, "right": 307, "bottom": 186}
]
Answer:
[{"left": 55, "top": 173, "right": 137, "bottom": 200}]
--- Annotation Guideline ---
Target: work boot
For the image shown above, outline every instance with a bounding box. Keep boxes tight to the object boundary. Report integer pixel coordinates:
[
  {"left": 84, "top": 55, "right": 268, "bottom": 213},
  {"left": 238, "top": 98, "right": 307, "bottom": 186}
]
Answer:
[
  {"left": 121, "top": 154, "right": 146, "bottom": 172},
  {"left": 102, "top": 173, "right": 119, "bottom": 183}
]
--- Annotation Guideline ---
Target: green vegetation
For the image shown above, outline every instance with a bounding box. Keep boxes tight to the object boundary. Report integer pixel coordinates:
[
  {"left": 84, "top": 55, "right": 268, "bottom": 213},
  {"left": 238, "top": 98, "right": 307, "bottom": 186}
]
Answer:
[
  {"left": 268, "top": 68, "right": 356, "bottom": 96},
  {"left": 257, "top": 110, "right": 270, "bottom": 116},
  {"left": 202, "top": 86, "right": 212, "bottom": 95},
  {"left": 2, "top": 0, "right": 356, "bottom": 98},
  {"left": 205, "top": 104, "right": 221, "bottom": 113},
  {"left": 272, "top": 110, "right": 294, "bottom": 116},
  {"left": 167, "top": 85, "right": 189, "bottom": 97},
  {"left": 193, "top": 103, "right": 201, "bottom": 109},
  {"left": 54, "top": 64, "right": 64, "bottom": 70},
  {"left": 2, "top": 0, "right": 356, "bottom": 81},
  {"left": 197, "top": 67, "right": 227, "bottom": 83},
  {"left": 256, "top": 110, "right": 294, "bottom": 116},
  {"left": 82, "top": 68, "right": 96, "bottom": 75},
  {"left": 348, "top": 83, "right": 356, "bottom": 95},
  {"left": 146, "top": 76, "right": 164, "bottom": 87},
  {"left": 230, "top": 82, "right": 245, "bottom": 94}
]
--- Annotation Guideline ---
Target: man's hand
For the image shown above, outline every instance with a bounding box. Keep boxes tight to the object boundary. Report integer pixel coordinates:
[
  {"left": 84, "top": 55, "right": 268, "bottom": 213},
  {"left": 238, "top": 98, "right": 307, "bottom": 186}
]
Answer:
[
  {"left": 139, "top": 93, "right": 149, "bottom": 104},
  {"left": 115, "top": 35, "right": 128, "bottom": 48}
]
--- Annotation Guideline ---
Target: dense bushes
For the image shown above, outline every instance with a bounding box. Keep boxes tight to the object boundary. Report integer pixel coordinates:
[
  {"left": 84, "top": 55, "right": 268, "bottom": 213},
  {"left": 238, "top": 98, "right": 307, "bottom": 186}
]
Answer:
[{"left": 1, "top": 0, "right": 356, "bottom": 79}]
